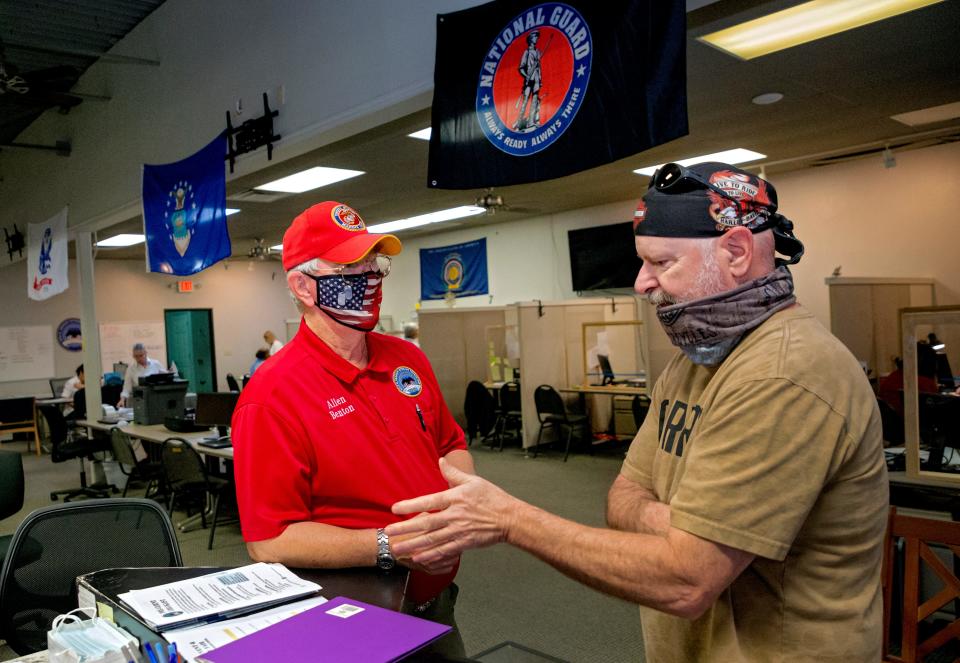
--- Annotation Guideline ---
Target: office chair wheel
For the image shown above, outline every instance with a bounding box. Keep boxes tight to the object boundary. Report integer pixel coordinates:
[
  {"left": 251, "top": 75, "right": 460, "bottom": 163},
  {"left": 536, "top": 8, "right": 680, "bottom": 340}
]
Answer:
[{"left": 50, "top": 492, "right": 59, "bottom": 501}]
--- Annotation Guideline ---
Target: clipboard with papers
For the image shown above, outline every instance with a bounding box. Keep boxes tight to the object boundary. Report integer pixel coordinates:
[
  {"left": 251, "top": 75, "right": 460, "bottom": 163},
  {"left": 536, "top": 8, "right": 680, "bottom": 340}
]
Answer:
[{"left": 117, "top": 563, "right": 322, "bottom": 632}]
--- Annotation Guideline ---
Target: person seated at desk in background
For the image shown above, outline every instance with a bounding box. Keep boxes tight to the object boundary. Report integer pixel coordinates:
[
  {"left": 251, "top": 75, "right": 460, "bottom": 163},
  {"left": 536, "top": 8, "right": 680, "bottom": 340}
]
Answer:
[
  {"left": 249, "top": 348, "right": 269, "bottom": 375},
  {"left": 231, "top": 201, "right": 475, "bottom": 658},
  {"left": 263, "top": 330, "right": 284, "bottom": 356},
  {"left": 878, "top": 342, "right": 942, "bottom": 419},
  {"left": 387, "top": 162, "right": 888, "bottom": 662},
  {"left": 61, "top": 364, "right": 84, "bottom": 417},
  {"left": 118, "top": 342, "right": 163, "bottom": 407}
]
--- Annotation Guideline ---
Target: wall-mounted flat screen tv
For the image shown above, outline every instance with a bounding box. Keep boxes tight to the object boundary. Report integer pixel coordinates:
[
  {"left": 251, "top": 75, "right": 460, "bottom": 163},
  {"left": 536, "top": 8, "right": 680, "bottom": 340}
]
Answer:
[{"left": 568, "top": 222, "right": 642, "bottom": 291}]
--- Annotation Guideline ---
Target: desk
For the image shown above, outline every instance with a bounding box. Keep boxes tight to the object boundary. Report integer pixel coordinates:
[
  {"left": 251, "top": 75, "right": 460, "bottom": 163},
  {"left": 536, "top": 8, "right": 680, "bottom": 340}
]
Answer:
[
  {"left": 888, "top": 470, "right": 960, "bottom": 520},
  {"left": 10, "top": 566, "right": 409, "bottom": 663},
  {"left": 77, "top": 419, "right": 233, "bottom": 460},
  {"left": 560, "top": 384, "right": 647, "bottom": 442}
]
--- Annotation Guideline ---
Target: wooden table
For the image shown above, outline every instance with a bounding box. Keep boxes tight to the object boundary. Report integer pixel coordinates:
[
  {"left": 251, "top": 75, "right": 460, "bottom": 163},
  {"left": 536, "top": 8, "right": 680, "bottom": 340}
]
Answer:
[{"left": 76, "top": 419, "right": 233, "bottom": 460}]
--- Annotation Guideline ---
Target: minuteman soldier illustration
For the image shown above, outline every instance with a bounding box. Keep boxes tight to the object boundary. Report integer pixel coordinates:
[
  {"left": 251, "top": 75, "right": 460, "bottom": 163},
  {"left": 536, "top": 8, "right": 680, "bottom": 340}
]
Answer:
[{"left": 514, "top": 30, "right": 547, "bottom": 132}]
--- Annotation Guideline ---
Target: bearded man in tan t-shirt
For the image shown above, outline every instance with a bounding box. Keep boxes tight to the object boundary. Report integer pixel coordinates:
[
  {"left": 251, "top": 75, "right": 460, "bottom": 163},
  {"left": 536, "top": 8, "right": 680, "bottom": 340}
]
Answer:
[{"left": 386, "top": 162, "right": 888, "bottom": 662}]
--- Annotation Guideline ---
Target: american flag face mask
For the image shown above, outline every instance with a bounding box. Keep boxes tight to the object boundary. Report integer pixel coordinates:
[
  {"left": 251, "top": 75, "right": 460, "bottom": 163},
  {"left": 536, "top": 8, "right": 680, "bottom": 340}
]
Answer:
[{"left": 307, "top": 271, "right": 384, "bottom": 331}]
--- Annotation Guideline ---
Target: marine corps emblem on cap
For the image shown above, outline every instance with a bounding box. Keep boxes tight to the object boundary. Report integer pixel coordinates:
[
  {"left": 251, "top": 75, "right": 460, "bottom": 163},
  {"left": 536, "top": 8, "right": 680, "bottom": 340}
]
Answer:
[
  {"left": 331, "top": 204, "right": 365, "bottom": 232},
  {"left": 393, "top": 366, "right": 423, "bottom": 397}
]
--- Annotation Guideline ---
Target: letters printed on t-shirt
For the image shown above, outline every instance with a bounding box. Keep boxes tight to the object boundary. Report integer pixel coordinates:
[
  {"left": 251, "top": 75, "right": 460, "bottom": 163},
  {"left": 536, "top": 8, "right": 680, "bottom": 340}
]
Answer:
[{"left": 657, "top": 399, "right": 702, "bottom": 457}]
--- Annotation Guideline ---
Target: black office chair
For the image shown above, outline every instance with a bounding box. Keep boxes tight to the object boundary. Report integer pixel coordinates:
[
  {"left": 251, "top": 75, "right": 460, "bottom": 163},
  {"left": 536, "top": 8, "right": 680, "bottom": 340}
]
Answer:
[
  {"left": 0, "top": 450, "right": 24, "bottom": 568},
  {"left": 225, "top": 373, "right": 241, "bottom": 392},
  {"left": 109, "top": 427, "right": 165, "bottom": 499},
  {"left": 161, "top": 438, "right": 232, "bottom": 550},
  {"left": 38, "top": 404, "right": 114, "bottom": 502},
  {"left": 463, "top": 381, "right": 498, "bottom": 446},
  {"left": 0, "top": 498, "right": 182, "bottom": 655},
  {"left": 877, "top": 398, "right": 905, "bottom": 446},
  {"left": 631, "top": 394, "right": 652, "bottom": 429},
  {"left": 533, "top": 385, "right": 590, "bottom": 462},
  {"left": 242, "top": 374, "right": 252, "bottom": 388},
  {"left": 49, "top": 377, "right": 70, "bottom": 398},
  {"left": 495, "top": 382, "right": 523, "bottom": 451}
]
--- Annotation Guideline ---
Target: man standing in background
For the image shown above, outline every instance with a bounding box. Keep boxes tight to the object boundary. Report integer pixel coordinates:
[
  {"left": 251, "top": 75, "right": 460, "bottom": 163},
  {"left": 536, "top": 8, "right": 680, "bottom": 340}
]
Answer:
[{"left": 118, "top": 342, "right": 163, "bottom": 407}]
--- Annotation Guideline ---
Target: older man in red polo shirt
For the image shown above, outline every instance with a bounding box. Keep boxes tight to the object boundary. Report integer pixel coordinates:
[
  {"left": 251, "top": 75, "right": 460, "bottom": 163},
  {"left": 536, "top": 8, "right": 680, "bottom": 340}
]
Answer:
[{"left": 231, "top": 201, "right": 474, "bottom": 654}]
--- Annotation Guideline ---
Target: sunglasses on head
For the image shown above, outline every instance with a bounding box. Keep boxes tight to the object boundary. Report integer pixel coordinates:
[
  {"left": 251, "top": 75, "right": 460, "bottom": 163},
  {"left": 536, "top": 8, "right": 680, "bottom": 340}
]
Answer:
[{"left": 649, "top": 163, "right": 749, "bottom": 217}]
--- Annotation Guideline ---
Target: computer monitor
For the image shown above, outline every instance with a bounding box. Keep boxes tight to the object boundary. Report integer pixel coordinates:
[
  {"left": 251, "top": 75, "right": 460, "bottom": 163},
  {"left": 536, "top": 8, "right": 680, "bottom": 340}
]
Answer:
[
  {"left": 597, "top": 354, "right": 615, "bottom": 386},
  {"left": 195, "top": 391, "right": 240, "bottom": 438}
]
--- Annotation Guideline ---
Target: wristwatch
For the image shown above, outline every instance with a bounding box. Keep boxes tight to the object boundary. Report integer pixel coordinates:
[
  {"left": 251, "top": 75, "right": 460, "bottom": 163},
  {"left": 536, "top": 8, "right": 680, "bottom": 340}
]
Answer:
[{"left": 376, "top": 528, "right": 395, "bottom": 571}]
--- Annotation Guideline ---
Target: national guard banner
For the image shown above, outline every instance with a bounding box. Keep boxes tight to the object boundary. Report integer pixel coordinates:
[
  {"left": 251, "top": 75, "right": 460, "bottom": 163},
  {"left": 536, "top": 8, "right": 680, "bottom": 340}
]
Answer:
[
  {"left": 427, "top": 0, "right": 687, "bottom": 189},
  {"left": 142, "top": 133, "right": 231, "bottom": 275},
  {"left": 420, "top": 238, "right": 489, "bottom": 300},
  {"left": 27, "top": 207, "right": 69, "bottom": 301}
]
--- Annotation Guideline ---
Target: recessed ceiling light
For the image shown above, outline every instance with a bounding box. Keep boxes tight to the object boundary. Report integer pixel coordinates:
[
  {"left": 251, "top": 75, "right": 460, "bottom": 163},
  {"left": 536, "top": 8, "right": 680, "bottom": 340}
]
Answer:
[
  {"left": 367, "top": 206, "right": 486, "bottom": 234},
  {"left": 255, "top": 166, "right": 364, "bottom": 193},
  {"left": 408, "top": 128, "right": 432, "bottom": 141},
  {"left": 752, "top": 92, "right": 784, "bottom": 105},
  {"left": 97, "top": 233, "right": 145, "bottom": 247},
  {"left": 891, "top": 100, "right": 960, "bottom": 126},
  {"left": 270, "top": 244, "right": 283, "bottom": 252},
  {"left": 698, "top": 0, "right": 945, "bottom": 60},
  {"left": 633, "top": 149, "right": 766, "bottom": 176},
  {"left": 225, "top": 208, "right": 241, "bottom": 216}
]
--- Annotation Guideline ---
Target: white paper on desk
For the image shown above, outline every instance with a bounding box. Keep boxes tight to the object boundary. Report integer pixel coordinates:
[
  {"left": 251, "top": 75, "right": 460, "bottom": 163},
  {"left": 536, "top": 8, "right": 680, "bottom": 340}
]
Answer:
[
  {"left": 164, "top": 595, "right": 329, "bottom": 662},
  {"left": 118, "top": 563, "right": 322, "bottom": 630}
]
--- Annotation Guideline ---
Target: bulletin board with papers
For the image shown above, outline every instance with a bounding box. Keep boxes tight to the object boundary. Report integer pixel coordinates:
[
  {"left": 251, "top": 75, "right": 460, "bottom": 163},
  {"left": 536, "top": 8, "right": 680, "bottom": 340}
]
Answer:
[
  {"left": 0, "top": 325, "right": 55, "bottom": 383},
  {"left": 99, "top": 321, "right": 167, "bottom": 375}
]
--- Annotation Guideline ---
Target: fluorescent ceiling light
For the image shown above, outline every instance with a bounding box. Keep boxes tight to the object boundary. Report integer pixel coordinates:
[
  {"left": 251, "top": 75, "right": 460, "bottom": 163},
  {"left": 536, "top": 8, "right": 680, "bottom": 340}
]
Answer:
[
  {"left": 891, "top": 100, "right": 960, "bottom": 127},
  {"left": 97, "top": 233, "right": 144, "bottom": 247},
  {"left": 633, "top": 149, "right": 766, "bottom": 176},
  {"left": 408, "top": 128, "right": 432, "bottom": 141},
  {"left": 270, "top": 244, "right": 283, "bottom": 252},
  {"left": 368, "top": 206, "right": 485, "bottom": 234},
  {"left": 698, "top": 0, "right": 945, "bottom": 60},
  {"left": 255, "top": 166, "right": 364, "bottom": 193},
  {"left": 225, "top": 208, "right": 241, "bottom": 216}
]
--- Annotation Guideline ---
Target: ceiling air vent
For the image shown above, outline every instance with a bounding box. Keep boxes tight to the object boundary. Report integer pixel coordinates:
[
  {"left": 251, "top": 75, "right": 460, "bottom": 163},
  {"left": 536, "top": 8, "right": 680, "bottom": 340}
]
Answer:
[{"left": 227, "top": 189, "right": 291, "bottom": 203}]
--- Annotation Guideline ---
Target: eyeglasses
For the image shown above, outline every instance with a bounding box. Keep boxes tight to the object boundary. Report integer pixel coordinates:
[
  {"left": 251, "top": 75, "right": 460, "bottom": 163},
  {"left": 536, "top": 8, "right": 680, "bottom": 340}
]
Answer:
[
  {"left": 649, "top": 162, "right": 748, "bottom": 217},
  {"left": 311, "top": 253, "right": 392, "bottom": 278}
]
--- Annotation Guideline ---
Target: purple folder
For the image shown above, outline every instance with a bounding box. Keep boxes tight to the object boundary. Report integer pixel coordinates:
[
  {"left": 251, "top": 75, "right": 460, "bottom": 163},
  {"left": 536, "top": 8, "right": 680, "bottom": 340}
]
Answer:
[{"left": 197, "top": 596, "right": 452, "bottom": 663}]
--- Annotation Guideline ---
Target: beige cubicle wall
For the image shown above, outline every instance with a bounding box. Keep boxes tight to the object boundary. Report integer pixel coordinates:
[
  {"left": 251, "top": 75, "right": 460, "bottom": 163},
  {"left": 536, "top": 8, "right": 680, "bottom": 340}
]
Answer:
[
  {"left": 419, "top": 306, "right": 508, "bottom": 424},
  {"left": 419, "top": 296, "right": 675, "bottom": 449}
]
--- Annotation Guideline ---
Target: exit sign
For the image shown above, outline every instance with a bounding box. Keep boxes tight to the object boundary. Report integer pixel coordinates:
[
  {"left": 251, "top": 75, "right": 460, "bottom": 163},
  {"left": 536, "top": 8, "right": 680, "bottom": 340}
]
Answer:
[{"left": 177, "top": 280, "right": 194, "bottom": 293}]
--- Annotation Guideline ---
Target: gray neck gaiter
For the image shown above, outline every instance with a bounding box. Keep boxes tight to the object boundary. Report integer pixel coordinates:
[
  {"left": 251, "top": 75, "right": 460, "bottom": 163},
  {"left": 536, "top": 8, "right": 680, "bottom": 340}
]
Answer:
[{"left": 656, "top": 266, "right": 796, "bottom": 366}]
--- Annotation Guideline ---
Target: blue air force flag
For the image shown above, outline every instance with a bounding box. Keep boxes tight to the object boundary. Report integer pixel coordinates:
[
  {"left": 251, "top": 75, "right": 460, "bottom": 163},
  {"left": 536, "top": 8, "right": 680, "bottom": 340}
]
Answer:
[
  {"left": 428, "top": 0, "right": 687, "bottom": 188},
  {"left": 420, "top": 239, "right": 489, "bottom": 300},
  {"left": 28, "top": 207, "right": 69, "bottom": 301},
  {"left": 142, "top": 134, "right": 231, "bottom": 275}
]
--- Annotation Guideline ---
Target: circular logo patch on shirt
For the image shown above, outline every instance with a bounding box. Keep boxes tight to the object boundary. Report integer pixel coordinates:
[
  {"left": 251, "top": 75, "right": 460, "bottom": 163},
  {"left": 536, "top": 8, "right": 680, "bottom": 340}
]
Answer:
[
  {"left": 393, "top": 366, "right": 423, "bottom": 397},
  {"left": 331, "top": 204, "right": 366, "bottom": 232}
]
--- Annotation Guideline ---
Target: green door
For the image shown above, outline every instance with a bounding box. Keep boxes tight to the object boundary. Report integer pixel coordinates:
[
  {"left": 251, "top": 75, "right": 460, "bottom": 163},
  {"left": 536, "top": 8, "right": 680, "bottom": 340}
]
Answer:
[{"left": 164, "top": 309, "right": 217, "bottom": 393}]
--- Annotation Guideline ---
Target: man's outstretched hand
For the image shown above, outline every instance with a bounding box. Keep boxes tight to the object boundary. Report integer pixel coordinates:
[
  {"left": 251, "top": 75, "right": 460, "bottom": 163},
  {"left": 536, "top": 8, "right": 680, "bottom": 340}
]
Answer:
[{"left": 387, "top": 458, "right": 518, "bottom": 574}]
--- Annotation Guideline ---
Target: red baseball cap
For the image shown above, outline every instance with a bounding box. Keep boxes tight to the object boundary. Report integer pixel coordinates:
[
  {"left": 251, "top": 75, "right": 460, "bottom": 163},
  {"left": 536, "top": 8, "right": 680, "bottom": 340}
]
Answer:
[{"left": 281, "top": 201, "right": 402, "bottom": 270}]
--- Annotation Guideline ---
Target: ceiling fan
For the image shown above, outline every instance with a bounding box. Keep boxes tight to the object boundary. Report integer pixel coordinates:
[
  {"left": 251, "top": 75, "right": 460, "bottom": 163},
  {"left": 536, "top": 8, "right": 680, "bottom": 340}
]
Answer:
[
  {"left": 0, "top": 39, "right": 82, "bottom": 111},
  {"left": 475, "top": 188, "right": 541, "bottom": 215},
  {"left": 246, "top": 238, "right": 281, "bottom": 261}
]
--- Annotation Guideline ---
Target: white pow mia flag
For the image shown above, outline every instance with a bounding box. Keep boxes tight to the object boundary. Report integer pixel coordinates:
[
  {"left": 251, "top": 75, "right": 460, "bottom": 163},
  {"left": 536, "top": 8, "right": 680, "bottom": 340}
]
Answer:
[{"left": 27, "top": 207, "right": 69, "bottom": 301}]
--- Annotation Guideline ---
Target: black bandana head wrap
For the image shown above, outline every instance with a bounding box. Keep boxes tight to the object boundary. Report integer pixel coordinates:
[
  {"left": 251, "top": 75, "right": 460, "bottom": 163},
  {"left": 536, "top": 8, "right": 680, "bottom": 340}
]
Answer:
[{"left": 633, "top": 161, "right": 803, "bottom": 266}]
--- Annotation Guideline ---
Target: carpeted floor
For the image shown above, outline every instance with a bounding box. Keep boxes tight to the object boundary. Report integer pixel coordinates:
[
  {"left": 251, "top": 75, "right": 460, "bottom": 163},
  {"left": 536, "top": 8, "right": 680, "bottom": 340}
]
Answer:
[{"left": 0, "top": 439, "right": 644, "bottom": 662}]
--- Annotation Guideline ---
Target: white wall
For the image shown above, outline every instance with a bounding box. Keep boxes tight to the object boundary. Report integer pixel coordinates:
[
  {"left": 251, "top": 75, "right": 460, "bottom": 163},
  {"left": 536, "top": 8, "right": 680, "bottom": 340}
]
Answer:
[
  {"left": 383, "top": 141, "right": 960, "bottom": 335},
  {"left": 0, "top": 0, "right": 478, "bottom": 233},
  {"left": 0, "top": 257, "right": 294, "bottom": 398}
]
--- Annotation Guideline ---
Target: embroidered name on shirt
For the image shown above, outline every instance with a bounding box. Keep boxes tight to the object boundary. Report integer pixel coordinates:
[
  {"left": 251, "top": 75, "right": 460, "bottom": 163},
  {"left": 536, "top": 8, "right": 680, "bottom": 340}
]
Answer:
[
  {"left": 657, "top": 399, "right": 702, "bottom": 458},
  {"left": 327, "top": 396, "right": 356, "bottom": 420}
]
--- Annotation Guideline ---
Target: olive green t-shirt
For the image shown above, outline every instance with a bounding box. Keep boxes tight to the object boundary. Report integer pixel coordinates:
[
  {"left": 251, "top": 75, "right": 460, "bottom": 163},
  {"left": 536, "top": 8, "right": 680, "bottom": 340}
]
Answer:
[{"left": 622, "top": 305, "right": 888, "bottom": 663}]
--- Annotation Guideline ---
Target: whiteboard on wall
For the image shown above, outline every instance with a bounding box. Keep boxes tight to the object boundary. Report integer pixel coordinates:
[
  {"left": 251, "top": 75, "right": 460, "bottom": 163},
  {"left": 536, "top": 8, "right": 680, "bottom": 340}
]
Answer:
[
  {"left": 99, "top": 321, "right": 167, "bottom": 375},
  {"left": 0, "top": 325, "right": 55, "bottom": 383}
]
